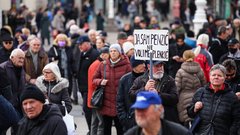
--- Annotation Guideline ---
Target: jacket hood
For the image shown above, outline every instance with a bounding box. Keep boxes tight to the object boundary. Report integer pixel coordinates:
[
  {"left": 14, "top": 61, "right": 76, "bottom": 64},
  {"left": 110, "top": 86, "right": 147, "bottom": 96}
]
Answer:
[
  {"left": 106, "top": 54, "right": 130, "bottom": 68},
  {"left": 35, "top": 76, "right": 69, "bottom": 94},
  {"left": 181, "top": 61, "right": 202, "bottom": 74},
  {"left": 42, "top": 62, "right": 61, "bottom": 81}
]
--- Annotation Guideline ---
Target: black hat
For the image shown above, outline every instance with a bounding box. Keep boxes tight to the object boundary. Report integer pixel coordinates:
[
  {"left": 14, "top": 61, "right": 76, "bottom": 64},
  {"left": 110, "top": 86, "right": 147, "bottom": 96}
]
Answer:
[
  {"left": 117, "top": 32, "right": 127, "bottom": 39},
  {"left": 130, "top": 56, "right": 145, "bottom": 68},
  {"left": 228, "top": 38, "right": 239, "bottom": 45},
  {"left": 99, "top": 31, "right": 107, "bottom": 37},
  {"left": 20, "top": 85, "right": 46, "bottom": 104},
  {"left": 99, "top": 47, "right": 109, "bottom": 54},
  {"left": 1, "top": 34, "right": 13, "bottom": 41},
  {"left": 77, "top": 36, "right": 90, "bottom": 45}
]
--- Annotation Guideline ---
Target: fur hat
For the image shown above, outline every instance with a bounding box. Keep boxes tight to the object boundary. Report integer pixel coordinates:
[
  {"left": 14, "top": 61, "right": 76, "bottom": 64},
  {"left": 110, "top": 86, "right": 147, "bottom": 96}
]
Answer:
[
  {"left": 109, "top": 44, "right": 122, "bottom": 54},
  {"left": 122, "top": 42, "right": 134, "bottom": 54},
  {"left": 20, "top": 85, "right": 46, "bottom": 104},
  {"left": 43, "top": 63, "right": 62, "bottom": 81}
]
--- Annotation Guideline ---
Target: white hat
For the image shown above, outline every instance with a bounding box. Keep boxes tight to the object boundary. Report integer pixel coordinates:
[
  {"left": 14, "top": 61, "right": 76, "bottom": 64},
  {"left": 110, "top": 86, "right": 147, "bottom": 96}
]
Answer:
[
  {"left": 197, "top": 34, "right": 209, "bottom": 46},
  {"left": 122, "top": 42, "right": 134, "bottom": 54},
  {"left": 43, "top": 62, "right": 62, "bottom": 81},
  {"left": 70, "top": 25, "right": 79, "bottom": 35}
]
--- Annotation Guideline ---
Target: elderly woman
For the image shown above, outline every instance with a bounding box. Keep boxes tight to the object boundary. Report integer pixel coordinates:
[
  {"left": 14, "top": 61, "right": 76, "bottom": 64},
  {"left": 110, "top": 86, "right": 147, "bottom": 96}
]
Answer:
[
  {"left": 35, "top": 62, "right": 72, "bottom": 115},
  {"left": 175, "top": 50, "right": 206, "bottom": 127},
  {"left": 187, "top": 64, "right": 240, "bottom": 135},
  {"left": 93, "top": 44, "right": 131, "bottom": 135}
]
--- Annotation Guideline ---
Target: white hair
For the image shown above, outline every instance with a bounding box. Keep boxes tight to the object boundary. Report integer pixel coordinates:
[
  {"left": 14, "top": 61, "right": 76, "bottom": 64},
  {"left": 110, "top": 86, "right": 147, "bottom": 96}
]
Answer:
[
  {"left": 29, "top": 37, "right": 41, "bottom": 45},
  {"left": 10, "top": 48, "right": 25, "bottom": 59}
]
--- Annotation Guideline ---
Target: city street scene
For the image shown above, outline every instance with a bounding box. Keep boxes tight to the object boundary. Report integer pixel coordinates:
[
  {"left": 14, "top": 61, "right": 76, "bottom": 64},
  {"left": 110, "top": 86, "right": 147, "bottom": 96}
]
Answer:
[{"left": 1, "top": 0, "right": 240, "bottom": 135}]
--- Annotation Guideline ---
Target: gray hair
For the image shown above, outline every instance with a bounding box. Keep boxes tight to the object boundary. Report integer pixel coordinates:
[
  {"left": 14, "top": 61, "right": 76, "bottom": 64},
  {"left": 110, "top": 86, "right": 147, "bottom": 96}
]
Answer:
[
  {"left": 10, "top": 48, "right": 25, "bottom": 59},
  {"left": 210, "top": 64, "right": 227, "bottom": 77},
  {"left": 154, "top": 105, "right": 164, "bottom": 119},
  {"left": 29, "top": 37, "right": 41, "bottom": 45}
]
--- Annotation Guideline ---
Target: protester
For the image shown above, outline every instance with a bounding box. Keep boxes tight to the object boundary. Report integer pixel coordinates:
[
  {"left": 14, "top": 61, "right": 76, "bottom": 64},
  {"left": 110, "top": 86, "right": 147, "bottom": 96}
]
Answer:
[
  {"left": 122, "top": 41, "right": 134, "bottom": 59},
  {"left": 0, "top": 34, "right": 14, "bottom": 64},
  {"left": 187, "top": 64, "right": 240, "bottom": 134},
  {"left": 16, "top": 85, "right": 67, "bottom": 135},
  {"left": 35, "top": 62, "right": 72, "bottom": 115},
  {"left": 125, "top": 91, "right": 191, "bottom": 135}
]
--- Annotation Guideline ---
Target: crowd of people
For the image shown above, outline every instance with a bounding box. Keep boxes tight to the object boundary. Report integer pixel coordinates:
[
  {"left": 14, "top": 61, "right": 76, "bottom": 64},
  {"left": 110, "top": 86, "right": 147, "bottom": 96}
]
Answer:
[{"left": 0, "top": 0, "right": 240, "bottom": 135}]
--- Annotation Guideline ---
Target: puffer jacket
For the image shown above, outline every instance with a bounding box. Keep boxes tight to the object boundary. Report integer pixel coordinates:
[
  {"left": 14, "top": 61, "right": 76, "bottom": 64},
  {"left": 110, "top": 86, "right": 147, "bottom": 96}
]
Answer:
[
  {"left": 129, "top": 71, "right": 179, "bottom": 123},
  {"left": 16, "top": 104, "right": 67, "bottom": 135},
  {"left": 187, "top": 84, "right": 240, "bottom": 135},
  {"left": 35, "top": 76, "right": 72, "bottom": 115},
  {"left": 93, "top": 55, "right": 131, "bottom": 117},
  {"left": 175, "top": 61, "right": 206, "bottom": 123}
]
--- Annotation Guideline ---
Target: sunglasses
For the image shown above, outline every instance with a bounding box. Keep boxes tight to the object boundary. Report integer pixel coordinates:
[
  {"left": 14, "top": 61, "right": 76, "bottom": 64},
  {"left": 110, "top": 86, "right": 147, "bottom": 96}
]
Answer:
[
  {"left": 226, "top": 73, "right": 235, "bottom": 77},
  {"left": 4, "top": 41, "right": 13, "bottom": 44}
]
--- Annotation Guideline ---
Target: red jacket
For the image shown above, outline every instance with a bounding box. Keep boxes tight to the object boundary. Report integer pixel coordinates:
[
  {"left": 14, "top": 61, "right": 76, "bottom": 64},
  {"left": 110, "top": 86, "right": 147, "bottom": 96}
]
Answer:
[
  {"left": 93, "top": 55, "right": 131, "bottom": 117},
  {"left": 87, "top": 59, "right": 101, "bottom": 108}
]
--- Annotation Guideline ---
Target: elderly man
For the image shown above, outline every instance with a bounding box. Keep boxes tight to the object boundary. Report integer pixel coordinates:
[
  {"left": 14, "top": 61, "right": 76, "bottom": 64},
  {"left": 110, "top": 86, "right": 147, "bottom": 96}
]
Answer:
[
  {"left": 125, "top": 91, "right": 191, "bottom": 135},
  {"left": 130, "top": 61, "right": 179, "bottom": 123},
  {"left": 0, "top": 48, "right": 26, "bottom": 134},
  {"left": 17, "top": 85, "right": 67, "bottom": 135},
  {"left": 24, "top": 37, "right": 48, "bottom": 84}
]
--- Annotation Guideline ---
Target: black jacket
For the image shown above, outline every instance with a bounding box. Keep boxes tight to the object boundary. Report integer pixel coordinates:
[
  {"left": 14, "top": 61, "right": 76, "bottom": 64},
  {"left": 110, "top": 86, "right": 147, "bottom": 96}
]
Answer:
[
  {"left": 124, "top": 119, "right": 192, "bottom": 135},
  {"left": 187, "top": 84, "right": 240, "bottom": 135},
  {"left": 117, "top": 71, "right": 144, "bottom": 131},
  {"left": 72, "top": 47, "right": 99, "bottom": 92},
  {"left": 129, "top": 71, "right": 179, "bottom": 123},
  {"left": 0, "top": 47, "right": 13, "bottom": 64},
  {"left": 209, "top": 37, "right": 228, "bottom": 64},
  {"left": 16, "top": 104, "right": 67, "bottom": 135}
]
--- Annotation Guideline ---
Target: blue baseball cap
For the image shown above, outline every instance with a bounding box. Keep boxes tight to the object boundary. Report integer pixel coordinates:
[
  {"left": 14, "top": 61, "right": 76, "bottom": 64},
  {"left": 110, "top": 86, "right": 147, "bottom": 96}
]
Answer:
[
  {"left": 131, "top": 91, "right": 162, "bottom": 109},
  {"left": 77, "top": 36, "right": 90, "bottom": 45}
]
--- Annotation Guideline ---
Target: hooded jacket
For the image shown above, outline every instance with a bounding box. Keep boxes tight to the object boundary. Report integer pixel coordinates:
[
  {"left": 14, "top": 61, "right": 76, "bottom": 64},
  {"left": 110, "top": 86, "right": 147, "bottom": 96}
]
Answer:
[{"left": 16, "top": 104, "right": 67, "bottom": 135}]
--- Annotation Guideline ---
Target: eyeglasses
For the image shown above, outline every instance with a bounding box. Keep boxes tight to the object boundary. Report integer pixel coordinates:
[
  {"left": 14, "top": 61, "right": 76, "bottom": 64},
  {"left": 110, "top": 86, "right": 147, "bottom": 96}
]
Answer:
[
  {"left": 226, "top": 73, "right": 235, "bottom": 77},
  {"left": 3, "top": 41, "right": 13, "bottom": 45}
]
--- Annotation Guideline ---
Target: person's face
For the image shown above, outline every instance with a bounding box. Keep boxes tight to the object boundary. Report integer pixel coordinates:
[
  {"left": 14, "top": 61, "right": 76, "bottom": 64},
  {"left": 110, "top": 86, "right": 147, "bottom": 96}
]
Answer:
[
  {"left": 126, "top": 48, "right": 134, "bottom": 57},
  {"left": 133, "top": 63, "right": 146, "bottom": 73},
  {"left": 225, "top": 69, "right": 236, "bottom": 81},
  {"left": 22, "top": 99, "right": 43, "bottom": 119},
  {"left": 176, "top": 39, "right": 184, "bottom": 46},
  {"left": 152, "top": 63, "right": 164, "bottom": 74},
  {"left": 89, "top": 33, "right": 96, "bottom": 43},
  {"left": 79, "top": 42, "right": 89, "bottom": 52},
  {"left": 110, "top": 48, "right": 120, "bottom": 61},
  {"left": 11, "top": 52, "right": 25, "bottom": 67},
  {"left": 96, "top": 39, "right": 104, "bottom": 49},
  {"left": 127, "top": 36, "right": 134, "bottom": 44},
  {"left": 228, "top": 44, "right": 239, "bottom": 54},
  {"left": 43, "top": 69, "right": 55, "bottom": 81},
  {"left": 100, "top": 53, "right": 109, "bottom": 61},
  {"left": 118, "top": 38, "right": 127, "bottom": 46},
  {"left": 30, "top": 40, "right": 41, "bottom": 53},
  {"left": 3, "top": 41, "right": 13, "bottom": 50},
  {"left": 210, "top": 69, "right": 225, "bottom": 87},
  {"left": 18, "top": 36, "right": 23, "bottom": 43},
  {"left": 135, "top": 105, "right": 162, "bottom": 128}
]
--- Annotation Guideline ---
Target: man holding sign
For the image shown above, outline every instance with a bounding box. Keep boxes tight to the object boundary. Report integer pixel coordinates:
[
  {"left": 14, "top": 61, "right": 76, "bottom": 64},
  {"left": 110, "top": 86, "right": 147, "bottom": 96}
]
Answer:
[{"left": 129, "top": 30, "right": 179, "bottom": 123}]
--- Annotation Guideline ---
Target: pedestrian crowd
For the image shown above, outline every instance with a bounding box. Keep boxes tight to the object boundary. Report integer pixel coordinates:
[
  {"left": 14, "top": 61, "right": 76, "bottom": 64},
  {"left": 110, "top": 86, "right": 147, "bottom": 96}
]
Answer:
[{"left": 0, "top": 1, "right": 240, "bottom": 135}]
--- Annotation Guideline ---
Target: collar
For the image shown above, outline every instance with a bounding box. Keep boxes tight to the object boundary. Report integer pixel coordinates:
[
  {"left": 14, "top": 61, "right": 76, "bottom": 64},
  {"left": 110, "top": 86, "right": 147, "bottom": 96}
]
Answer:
[{"left": 210, "top": 83, "right": 225, "bottom": 93}]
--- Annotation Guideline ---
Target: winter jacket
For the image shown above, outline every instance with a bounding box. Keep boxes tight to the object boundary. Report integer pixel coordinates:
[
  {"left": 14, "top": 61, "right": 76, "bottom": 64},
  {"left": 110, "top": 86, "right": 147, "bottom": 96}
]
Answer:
[
  {"left": 35, "top": 76, "right": 72, "bottom": 115},
  {"left": 124, "top": 119, "right": 192, "bottom": 135},
  {"left": 193, "top": 47, "right": 213, "bottom": 82},
  {"left": 87, "top": 58, "right": 102, "bottom": 108},
  {"left": 73, "top": 47, "right": 99, "bottom": 92},
  {"left": 117, "top": 71, "right": 144, "bottom": 132},
  {"left": 24, "top": 49, "right": 48, "bottom": 82},
  {"left": 16, "top": 104, "right": 67, "bottom": 135},
  {"left": 129, "top": 71, "right": 179, "bottom": 123},
  {"left": 0, "top": 60, "right": 25, "bottom": 115},
  {"left": 175, "top": 61, "right": 206, "bottom": 123},
  {"left": 0, "top": 47, "right": 13, "bottom": 64},
  {"left": 208, "top": 37, "right": 228, "bottom": 64},
  {"left": 187, "top": 84, "right": 240, "bottom": 135},
  {"left": 93, "top": 55, "right": 132, "bottom": 116}
]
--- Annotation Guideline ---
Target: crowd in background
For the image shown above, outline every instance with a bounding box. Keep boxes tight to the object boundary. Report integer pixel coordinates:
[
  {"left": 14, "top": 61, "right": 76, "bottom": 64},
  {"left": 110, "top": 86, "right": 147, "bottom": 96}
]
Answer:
[{"left": 0, "top": 0, "right": 240, "bottom": 135}]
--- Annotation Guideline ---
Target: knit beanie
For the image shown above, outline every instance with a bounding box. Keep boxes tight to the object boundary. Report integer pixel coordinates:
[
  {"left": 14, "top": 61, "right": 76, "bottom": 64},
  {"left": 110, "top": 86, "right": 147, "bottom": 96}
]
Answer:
[
  {"left": 183, "top": 50, "right": 195, "bottom": 62},
  {"left": 20, "top": 85, "right": 46, "bottom": 104},
  {"left": 130, "top": 55, "right": 145, "bottom": 68},
  {"left": 197, "top": 34, "right": 209, "bottom": 46},
  {"left": 109, "top": 44, "right": 122, "bottom": 54},
  {"left": 43, "top": 62, "right": 62, "bottom": 81},
  {"left": 123, "top": 42, "right": 134, "bottom": 54}
]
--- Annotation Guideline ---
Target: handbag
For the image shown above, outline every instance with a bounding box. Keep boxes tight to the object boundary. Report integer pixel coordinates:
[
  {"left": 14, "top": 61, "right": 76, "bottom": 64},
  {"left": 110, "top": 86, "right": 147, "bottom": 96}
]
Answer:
[
  {"left": 62, "top": 101, "right": 75, "bottom": 135},
  {"left": 91, "top": 62, "right": 106, "bottom": 109}
]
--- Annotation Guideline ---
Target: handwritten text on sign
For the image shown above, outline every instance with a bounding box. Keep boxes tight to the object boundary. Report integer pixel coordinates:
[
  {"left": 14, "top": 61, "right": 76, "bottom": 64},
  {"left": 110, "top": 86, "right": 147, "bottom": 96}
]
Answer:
[{"left": 134, "top": 30, "right": 169, "bottom": 61}]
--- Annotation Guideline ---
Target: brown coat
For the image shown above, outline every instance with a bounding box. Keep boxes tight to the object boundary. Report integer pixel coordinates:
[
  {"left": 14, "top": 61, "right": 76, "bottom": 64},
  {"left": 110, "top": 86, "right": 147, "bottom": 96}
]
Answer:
[
  {"left": 175, "top": 61, "right": 206, "bottom": 123},
  {"left": 93, "top": 55, "right": 131, "bottom": 117},
  {"left": 24, "top": 49, "right": 48, "bottom": 82}
]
